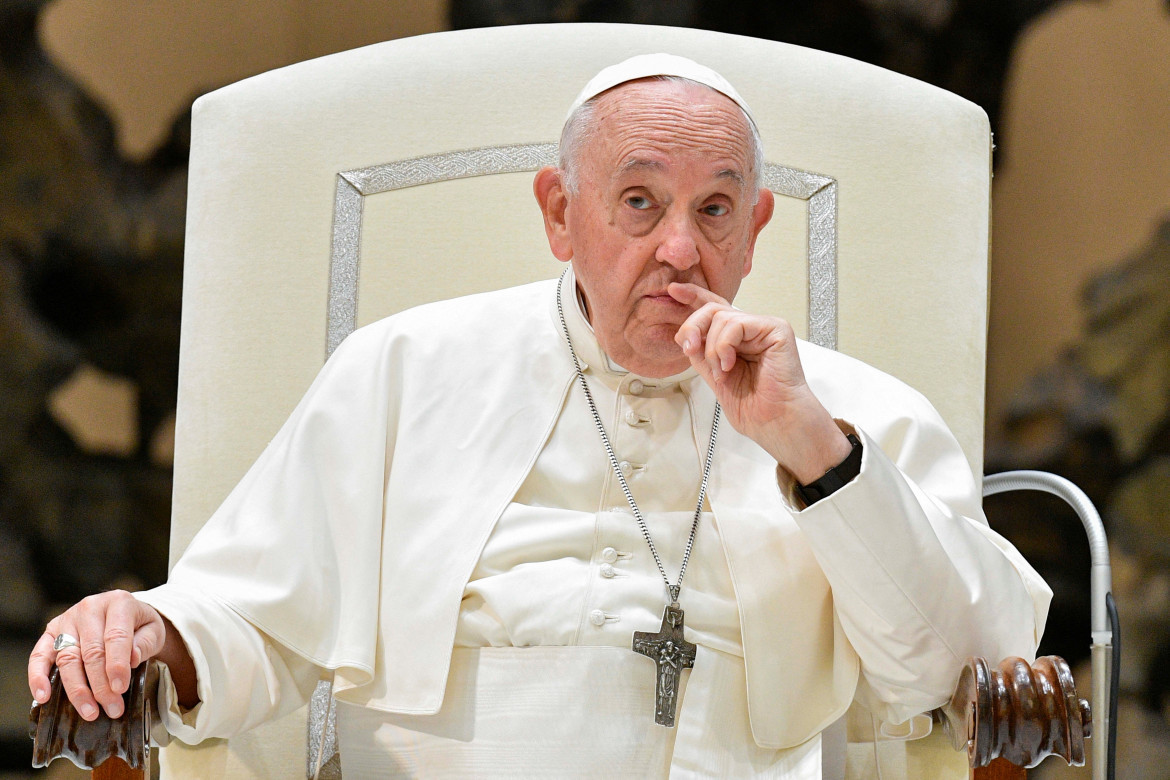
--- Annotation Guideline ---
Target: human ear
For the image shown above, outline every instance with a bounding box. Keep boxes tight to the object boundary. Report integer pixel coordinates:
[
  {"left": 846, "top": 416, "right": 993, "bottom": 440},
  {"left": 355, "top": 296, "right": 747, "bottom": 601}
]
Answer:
[
  {"left": 740, "top": 187, "right": 775, "bottom": 276},
  {"left": 533, "top": 166, "right": 573, "bottom": 262}
]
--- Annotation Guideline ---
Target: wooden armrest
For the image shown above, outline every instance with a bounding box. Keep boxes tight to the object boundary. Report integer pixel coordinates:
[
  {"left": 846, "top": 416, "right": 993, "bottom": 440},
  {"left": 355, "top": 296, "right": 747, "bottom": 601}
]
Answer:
[
  {"left": 29, "top": 661, "right": 156, "bottom": 779},
  {"left": 939, "top": 655, "right": 1091, "bottom": 771}
]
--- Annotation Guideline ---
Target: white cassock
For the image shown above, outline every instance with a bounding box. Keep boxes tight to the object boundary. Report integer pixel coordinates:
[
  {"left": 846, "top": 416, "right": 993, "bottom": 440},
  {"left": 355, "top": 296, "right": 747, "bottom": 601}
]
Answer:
[{"left": 137, "top": 269, "right": 1051, "bottom": 778}]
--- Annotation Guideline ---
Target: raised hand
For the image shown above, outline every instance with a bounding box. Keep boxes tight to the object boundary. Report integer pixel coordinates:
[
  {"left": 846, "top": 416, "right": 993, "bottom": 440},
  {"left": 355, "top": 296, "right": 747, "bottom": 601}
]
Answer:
[{"left": 670, "top": 282, "right": 852, "bottom": 484}]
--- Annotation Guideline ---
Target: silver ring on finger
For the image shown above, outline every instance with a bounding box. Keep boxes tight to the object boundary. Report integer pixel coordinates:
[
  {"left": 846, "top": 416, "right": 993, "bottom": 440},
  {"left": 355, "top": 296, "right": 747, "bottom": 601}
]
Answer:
[{"left": 52, "top": 633, "right": 79, "bottom": 651}]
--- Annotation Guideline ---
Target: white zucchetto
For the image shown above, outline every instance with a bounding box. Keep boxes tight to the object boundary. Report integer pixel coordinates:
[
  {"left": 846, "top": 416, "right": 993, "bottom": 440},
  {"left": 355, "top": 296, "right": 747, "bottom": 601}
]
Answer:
[{"left": 566, "top": 52, "right": 757, "bottom": 127}]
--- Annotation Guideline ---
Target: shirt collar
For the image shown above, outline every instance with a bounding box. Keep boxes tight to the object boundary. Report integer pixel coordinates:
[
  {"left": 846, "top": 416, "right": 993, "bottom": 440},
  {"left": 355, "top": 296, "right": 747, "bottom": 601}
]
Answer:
[{"left": 554, "top": 265, "right": 698, "bottom": 391}]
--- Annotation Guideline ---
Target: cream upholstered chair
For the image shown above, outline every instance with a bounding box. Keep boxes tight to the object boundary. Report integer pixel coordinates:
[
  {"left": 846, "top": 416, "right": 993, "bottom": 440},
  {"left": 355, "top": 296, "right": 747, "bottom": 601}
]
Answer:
[{"left": 164, "top": 23, "right": 993, "bottom": 778}]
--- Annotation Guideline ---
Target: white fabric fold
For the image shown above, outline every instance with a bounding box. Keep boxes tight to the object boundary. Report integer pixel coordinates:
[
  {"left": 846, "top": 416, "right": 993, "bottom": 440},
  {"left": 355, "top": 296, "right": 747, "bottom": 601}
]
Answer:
[{"left": 336, "top": 647, "right": 820, "bottom": 779}]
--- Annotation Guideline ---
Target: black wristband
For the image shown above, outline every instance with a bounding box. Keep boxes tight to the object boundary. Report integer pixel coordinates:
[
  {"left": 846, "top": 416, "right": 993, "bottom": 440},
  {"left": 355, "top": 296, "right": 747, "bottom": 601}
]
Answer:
[{"left": 796, "top": 433, "right": 863, "bottom": 506}]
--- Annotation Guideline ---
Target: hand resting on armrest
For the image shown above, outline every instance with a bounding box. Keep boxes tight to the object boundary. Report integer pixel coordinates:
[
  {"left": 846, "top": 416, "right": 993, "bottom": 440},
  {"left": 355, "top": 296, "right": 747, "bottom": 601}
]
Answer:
[{"left": 28, "top": 590, "right": 199, "bottom": 720}]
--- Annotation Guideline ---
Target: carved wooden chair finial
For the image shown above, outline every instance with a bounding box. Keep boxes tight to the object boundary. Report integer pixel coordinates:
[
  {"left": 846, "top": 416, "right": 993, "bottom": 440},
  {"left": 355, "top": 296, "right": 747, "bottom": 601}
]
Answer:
[
  {"left": 30, "top": 661, "right": 155, "bottom": 780},
  {"left": 941, "top": 655, "right": 1091, "bottom": 771}
]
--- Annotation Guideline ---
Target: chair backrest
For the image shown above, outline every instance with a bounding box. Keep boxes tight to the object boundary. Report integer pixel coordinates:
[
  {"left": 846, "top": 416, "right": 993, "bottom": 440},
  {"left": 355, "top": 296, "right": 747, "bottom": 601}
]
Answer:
[{"left": 167, "top": 23, "right": 991, "bottom": 777}]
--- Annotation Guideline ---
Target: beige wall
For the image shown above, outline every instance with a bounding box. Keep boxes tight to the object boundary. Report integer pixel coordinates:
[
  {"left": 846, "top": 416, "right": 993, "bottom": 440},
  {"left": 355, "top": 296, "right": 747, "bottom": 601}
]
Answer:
[
  {"left": 39, "top": 0, "right": 450, "bottom": 160},
  {"left": 987, "top": 0, "right": 1170, "bottom": 436}
]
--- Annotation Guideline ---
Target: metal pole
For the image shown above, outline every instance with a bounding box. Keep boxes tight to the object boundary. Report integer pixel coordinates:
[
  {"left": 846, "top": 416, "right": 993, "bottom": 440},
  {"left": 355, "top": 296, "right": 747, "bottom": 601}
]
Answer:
[{"left": 983, "top": 470, "right": 1112, "bottom": 780}]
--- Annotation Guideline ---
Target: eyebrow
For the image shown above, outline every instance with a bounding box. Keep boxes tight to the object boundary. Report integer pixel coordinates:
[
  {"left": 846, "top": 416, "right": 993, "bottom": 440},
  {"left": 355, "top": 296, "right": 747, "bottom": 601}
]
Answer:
[
  {"left": 613, "top": 158, "right": 746, "bottom": 189},
  {"left": 614, "top": 158, "right": 664, "bottom": 179},
  {"left": 716, "top": 168, "right": 746, "bottom": 188}
]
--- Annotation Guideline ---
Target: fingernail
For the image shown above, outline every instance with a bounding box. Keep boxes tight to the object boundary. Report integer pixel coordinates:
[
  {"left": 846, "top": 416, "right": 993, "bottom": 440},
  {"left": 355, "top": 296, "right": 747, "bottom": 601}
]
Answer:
[
  {"left": 682, "top": 337, "right": 693, "bottom": 352},
  {"left": 34, "top": 688, "right": 45, "bottom": 702},
  {"left": 80, "top": 704, "right": 97, "bottom": 719},
  {"left": 107, "top": 701, "right": 124, "bottom": 718}
]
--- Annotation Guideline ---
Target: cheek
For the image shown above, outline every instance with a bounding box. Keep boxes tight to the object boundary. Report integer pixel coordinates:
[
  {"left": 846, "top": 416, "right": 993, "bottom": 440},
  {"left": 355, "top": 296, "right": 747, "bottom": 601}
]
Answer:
[
  {"left": 704, "top": 217, "right": 751, "bottom": 248},
  {"left": 702, "top": 244, "right": 752, "bottom": 290},
  {"left": 614, "top": 210, "right": 658, "bottom": 237},
  {"left": 709, "top": 223, "right": 755, "bottom": 262}
]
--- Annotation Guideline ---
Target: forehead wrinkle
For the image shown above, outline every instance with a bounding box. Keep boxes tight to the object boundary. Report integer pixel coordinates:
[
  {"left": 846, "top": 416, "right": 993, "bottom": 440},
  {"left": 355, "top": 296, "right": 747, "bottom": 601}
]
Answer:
[
  {"left": 609, "top": 121, "right": 751, "bottom": 174},
  {"left": 615, "top": 128, "right": 746, "bottom": 158},
  {"left": 581, "top": 82, "right": 757, "bottom": 197},
  {"left": 608, "top": 113, "right": 749, "bottom": 157},
  {"left": 593, "top": 84, "right": 753, "bottom": 160},
  {"left": 609, "top": 132, "right": 751, "bottom": 176},
  {"left": 593, "top": 81, "right": 745, "bottom": 128}
]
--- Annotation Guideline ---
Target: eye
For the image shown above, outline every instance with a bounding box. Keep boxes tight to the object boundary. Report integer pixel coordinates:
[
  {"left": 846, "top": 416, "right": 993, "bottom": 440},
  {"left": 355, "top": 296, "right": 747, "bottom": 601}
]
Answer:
[
  {"left": 701, "top": 203, "right": 730, "bottom": 217},
  {"left": 626, "top": 195, "right": 652, "bottom": 210}
]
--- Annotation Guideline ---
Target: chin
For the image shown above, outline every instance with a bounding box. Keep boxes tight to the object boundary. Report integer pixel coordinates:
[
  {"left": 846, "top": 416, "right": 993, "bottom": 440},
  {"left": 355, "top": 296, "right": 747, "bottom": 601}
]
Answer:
[{"left": 624, "top": 341, "right": 689, "bottom": 378}]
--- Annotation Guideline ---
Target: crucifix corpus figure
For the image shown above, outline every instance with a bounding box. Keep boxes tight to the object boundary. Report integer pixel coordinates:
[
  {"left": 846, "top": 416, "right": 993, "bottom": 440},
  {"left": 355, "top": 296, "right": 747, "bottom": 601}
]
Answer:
[{"left": 634, "top": 605, "right": 697, "bottom": 727}]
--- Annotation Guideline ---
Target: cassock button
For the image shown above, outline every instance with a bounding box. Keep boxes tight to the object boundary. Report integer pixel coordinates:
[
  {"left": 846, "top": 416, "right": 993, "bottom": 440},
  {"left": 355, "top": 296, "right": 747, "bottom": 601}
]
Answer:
[
  {"left": 624, "top": 410, "right": 642, "bottom": 426},
  {"left": 600, "top": 563, "right": 616, "bottom": 578},
  {"left": 601, "top": 547, "right": 618, "bottom": 563},
  {"left": 589, "top": 609, "right": 606, "bottom": 626},
  {"left": 618, "top": 460, "right": 632, "bottom": 475},
  {"left": 628, "top": 379, "right": 645, "bottom": 395}
]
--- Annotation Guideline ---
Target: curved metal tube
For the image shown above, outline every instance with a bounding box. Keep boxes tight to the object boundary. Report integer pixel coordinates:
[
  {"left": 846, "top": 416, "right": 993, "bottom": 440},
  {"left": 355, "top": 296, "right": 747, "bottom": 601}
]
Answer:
[{"left": 983, "top": 470, "right": 1113, "bottom": 780}]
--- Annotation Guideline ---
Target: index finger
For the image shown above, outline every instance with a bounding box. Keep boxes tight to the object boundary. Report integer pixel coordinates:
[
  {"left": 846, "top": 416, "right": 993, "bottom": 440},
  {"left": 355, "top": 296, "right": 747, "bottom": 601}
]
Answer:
[
  {"left": 28, "top": 630, "right": 56, "bottom": 703},
  {"left": 666, "top": 282, "right": 731, "bottom": 310}
]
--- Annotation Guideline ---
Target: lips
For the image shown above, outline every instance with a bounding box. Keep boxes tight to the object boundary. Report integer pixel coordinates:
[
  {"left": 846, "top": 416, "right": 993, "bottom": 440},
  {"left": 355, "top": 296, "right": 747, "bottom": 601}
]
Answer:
[{"left": 640, "top": 278, "right": 702, "bottom": 307}]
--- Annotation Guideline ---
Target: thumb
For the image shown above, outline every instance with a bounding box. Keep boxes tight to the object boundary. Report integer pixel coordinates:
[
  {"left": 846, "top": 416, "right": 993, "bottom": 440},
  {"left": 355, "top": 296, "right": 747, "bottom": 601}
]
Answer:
[
  {"left": 129, "top": 640, "right": 149, "bottom": 664},
  {"left": 130, "top": 605, "right": 167, "bottom": 666}
]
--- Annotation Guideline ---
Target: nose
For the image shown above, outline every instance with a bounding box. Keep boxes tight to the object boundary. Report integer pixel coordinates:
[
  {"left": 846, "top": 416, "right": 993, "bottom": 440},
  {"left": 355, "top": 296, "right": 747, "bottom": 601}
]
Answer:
[{"left": 654, "top": 212, "right": 700, "bottom": 270}]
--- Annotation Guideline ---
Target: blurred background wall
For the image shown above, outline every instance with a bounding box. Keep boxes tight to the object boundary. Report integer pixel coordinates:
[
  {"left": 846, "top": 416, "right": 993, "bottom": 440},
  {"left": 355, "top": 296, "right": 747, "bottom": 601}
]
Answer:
[
  {"left": 1, "top": 0, "right": 1167, "bottom": 776},
  {"left": 37, "top": 0, "right": 448, "bottom": 161}
]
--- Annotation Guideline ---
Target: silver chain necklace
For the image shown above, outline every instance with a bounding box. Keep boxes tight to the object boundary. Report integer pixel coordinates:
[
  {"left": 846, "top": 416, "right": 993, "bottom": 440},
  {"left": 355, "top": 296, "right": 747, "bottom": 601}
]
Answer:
[{"left": 556, "top": 270, "right": 720, "bottom": 727}]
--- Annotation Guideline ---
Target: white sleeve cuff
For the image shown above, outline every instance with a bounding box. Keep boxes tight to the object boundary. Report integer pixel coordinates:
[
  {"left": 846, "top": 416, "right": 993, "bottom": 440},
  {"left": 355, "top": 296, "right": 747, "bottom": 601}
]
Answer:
[{"left": 136, "top": 583, "right": 322, "bottom": 744}]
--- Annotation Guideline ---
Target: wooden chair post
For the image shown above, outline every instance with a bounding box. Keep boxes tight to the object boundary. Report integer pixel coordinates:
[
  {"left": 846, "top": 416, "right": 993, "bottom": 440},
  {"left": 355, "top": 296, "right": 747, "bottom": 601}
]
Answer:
[
  {"left": 974, "top": 758, "right": 1029, "bottom": 779},
  {"left": 93, "top": 757, "right": 146, "bottom": 780}
]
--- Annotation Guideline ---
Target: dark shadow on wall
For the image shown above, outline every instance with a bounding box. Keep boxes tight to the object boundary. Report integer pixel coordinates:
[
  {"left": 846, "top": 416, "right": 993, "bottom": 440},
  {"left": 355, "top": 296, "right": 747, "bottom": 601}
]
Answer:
[
  {"left": 0, "top": 0, "right": 196, "bottom": 767},
  {"left": 449, "top": 0, "right": 1072, "bottom": 164},
  {"left": 987, "top": 217, "right": 1170, "bottom": 740}
]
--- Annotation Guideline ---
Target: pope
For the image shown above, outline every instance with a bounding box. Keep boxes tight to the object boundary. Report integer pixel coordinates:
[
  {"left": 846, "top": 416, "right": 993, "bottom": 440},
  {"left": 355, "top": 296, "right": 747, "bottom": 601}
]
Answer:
[{"left": 29, "top": 54, "right": 1049, "bottom": 776}]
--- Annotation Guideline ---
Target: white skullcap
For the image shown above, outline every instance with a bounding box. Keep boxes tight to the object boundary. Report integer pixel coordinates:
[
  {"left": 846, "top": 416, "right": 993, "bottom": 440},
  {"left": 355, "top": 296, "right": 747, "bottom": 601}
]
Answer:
[{"left": 566, "top": 53, "right": 757, "bottom": 128}]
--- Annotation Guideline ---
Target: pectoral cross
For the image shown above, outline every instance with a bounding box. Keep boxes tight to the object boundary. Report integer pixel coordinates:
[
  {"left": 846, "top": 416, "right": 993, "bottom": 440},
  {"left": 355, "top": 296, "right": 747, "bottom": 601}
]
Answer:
[{"left": 632, "top": 604, "right": 696, "bottom": 727}]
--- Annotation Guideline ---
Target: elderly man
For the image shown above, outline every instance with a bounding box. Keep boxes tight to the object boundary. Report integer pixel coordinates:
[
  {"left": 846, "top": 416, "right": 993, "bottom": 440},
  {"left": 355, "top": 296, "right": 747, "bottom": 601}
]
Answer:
[{"left": 30, "top": 55, "right": 1049, "bottom": 777}]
